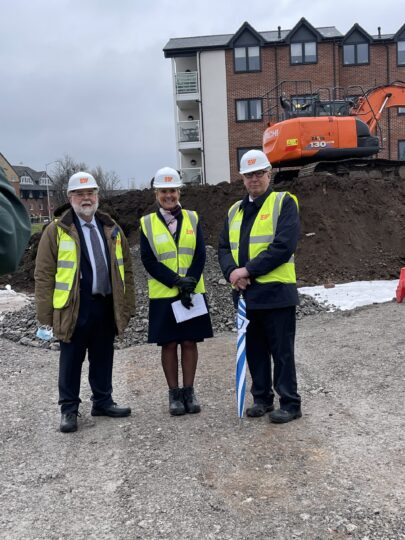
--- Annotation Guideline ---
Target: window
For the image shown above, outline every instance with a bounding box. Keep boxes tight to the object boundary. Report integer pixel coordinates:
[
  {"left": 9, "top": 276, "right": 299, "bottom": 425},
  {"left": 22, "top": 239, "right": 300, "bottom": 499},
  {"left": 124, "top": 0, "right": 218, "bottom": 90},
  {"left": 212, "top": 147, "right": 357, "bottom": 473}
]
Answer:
[
  {"left": 236, "top": 99, "right": 262, "bottom": 121},
  {"left": 343, "top": 43, "right": 369, "bottom": 65},
  {"left": 290, "top": 41, "right": 317, "bottom": 64},
  {"left": 234, "top": 46, "right": 260, "bottom": 72},
  {"left": 237, "top": 146, "right": 261, "bottom": 168},
  {"left": 398, "top": 107, "right": 405, "bottom": 115},
  {"left": 399, "top": 141, "right": 405, "bottom": 160},
  {"left": 40, "top": 176, "right": 51, "bottom": 186},
  {"left": 20, "top": 175, "right": 33, "bottom": 185},
  {"left": 398, "top": 41, "right": 405, "bottom": 65}
]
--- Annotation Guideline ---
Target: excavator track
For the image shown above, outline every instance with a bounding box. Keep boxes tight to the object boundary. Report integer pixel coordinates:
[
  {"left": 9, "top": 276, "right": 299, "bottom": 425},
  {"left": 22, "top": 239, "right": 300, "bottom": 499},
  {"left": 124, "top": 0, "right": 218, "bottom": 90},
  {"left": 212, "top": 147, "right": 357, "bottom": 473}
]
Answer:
[{"left": 273, "top": 158, "right": 405, "bottom": 183}]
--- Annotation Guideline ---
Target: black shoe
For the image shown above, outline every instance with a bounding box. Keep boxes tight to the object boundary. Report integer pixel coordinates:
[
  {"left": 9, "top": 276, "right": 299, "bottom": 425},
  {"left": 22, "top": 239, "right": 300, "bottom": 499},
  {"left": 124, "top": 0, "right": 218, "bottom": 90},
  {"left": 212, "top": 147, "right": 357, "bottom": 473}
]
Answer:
[
  {"left": 60, "top": 412, "right": 78, "bottom": 433},
  {"left": 169, "top": 388, "right": 186, "bottom": 416},
  {"left": 91, "top": 403, "right": 131, "bottom": 417},
  {"left": 246, "top": 403, "right": 274, "bottom": 417},
  {"left": 269, "top": 408, "right": 302, "bottom": 424},
  {"left": 183, "top": 386, "right": 201, "bottom": 414}
]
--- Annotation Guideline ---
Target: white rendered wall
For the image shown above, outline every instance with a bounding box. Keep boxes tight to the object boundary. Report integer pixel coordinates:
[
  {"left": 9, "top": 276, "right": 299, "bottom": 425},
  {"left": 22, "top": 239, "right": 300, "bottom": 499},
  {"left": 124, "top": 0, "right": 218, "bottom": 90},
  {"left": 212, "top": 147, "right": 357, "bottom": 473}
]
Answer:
[{"left": 199, "top": 51, "right": 230, "bottom": 184}]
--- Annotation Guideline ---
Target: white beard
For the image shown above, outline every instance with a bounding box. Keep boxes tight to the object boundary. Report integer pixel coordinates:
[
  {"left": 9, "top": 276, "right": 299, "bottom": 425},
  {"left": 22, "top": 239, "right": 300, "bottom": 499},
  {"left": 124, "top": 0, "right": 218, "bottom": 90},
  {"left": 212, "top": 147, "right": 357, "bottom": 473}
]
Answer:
[{"left": 71, "top": 200, "right": 99, "bottom": 220}]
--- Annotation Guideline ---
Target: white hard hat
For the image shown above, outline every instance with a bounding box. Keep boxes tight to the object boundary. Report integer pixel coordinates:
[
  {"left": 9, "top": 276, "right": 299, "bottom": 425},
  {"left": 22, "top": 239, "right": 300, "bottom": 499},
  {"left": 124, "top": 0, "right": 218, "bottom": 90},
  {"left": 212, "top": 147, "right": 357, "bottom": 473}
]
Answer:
[
  {"left": 153, "top": 167, "right": 183, "bottom": 189},
  {"left": 67, "top": 172, "right": 99, "bottom": 194},
  {"left": 239, "top": 150, "right": 272, "bottom": 175}
]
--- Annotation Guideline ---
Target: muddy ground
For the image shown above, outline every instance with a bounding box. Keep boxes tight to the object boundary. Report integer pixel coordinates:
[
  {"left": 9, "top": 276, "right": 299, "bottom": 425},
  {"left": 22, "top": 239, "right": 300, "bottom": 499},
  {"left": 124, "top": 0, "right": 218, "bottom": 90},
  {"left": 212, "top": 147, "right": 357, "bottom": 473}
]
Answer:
[
  {"left": 2, "top": 174, "right": 405, "bottom": 292},
  {"left": 1, "top": 301, "right": 404, "bottom": 539}
]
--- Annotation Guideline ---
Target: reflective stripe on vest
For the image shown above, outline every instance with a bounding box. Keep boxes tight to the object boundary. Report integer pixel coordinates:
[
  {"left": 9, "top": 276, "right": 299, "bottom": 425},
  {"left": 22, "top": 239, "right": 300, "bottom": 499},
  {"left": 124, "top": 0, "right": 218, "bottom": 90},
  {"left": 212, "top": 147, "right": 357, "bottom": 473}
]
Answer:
[
  {"left": 53, "top": 228, "right": 78, "bottom": 308},
  {"left": 53, "top": 224, "right": 125, "bottom": 309},
  {"left": 114, "top": 231, "right": 125, "bottom": 292},
  {"left": 228, "top": 191, "right": 298, "bottom": 285},
  {"left": 140, "top": 210, "right": 206, "bottom": 299}
]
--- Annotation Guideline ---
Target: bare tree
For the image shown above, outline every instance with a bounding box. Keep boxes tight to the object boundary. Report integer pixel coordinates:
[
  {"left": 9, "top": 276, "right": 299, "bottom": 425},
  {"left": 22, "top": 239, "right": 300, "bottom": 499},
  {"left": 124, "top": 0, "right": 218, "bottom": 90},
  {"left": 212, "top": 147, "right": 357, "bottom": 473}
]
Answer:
[
  {"left": 50, "top": 155, "right": 88, "bottom": 207},
  {"left": 50, "top": 155, "right": 121, "bottom": 207},
  {"left": 90, "top": 166, "right": 120, "bottom": 198}
]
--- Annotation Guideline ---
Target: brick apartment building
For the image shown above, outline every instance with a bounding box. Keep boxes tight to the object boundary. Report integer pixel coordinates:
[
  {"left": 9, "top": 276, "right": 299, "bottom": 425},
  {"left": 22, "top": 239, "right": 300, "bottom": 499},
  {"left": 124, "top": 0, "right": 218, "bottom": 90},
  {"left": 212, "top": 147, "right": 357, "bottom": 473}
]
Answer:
[
  {"left": 13, "top": 165, "right": 55, "bottom": 221},
  {"left": 163, "top": 18, "right": 405, "bottom": 184}
]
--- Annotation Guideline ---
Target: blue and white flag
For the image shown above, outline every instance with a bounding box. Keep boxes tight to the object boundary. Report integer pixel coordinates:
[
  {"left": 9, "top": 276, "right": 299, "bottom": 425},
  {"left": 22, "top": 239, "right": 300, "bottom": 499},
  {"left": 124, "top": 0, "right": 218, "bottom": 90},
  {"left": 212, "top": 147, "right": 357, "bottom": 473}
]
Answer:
[{"left": 236, "top": 295, "right": 249, "bottom": 418}]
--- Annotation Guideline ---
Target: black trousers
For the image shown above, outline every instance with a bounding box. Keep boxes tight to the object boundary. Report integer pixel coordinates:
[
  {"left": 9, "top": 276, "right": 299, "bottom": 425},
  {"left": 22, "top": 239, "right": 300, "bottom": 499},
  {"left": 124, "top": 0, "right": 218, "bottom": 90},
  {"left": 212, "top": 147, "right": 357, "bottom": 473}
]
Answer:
[
  {"left": 245, "top": 306, "right": 301, "bottom": 412},
  {"left": 58, "top": 295, "right": 116, "bottom": 414}
]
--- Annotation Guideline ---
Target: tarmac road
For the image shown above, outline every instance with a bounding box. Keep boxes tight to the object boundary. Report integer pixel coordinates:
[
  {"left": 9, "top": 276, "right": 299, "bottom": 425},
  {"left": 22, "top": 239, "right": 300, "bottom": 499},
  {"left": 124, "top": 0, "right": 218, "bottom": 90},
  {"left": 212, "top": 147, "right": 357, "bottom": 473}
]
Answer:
[{"left": 0, "top": 302, "right": 404, "bottom": 539}]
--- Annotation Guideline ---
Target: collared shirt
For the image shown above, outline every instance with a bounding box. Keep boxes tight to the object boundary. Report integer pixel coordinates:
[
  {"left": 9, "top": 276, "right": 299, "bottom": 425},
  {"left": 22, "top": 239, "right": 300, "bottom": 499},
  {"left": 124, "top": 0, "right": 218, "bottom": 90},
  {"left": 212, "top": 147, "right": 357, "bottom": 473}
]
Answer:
[{"left": 78, "top": 215, "right": 109, "bottom": 294}]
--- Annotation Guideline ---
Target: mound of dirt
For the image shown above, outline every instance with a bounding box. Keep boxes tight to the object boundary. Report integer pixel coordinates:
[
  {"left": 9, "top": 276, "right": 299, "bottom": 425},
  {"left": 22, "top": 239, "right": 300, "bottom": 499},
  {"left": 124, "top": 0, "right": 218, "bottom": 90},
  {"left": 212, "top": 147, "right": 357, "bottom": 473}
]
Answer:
[{"left": 2, "top": 174, "right": 404, "bottom": 292}]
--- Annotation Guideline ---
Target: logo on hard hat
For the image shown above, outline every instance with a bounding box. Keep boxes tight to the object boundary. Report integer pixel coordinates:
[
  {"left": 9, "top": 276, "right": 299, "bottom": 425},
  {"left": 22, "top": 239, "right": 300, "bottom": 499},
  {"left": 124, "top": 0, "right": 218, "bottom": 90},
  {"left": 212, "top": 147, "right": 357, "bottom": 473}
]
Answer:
[
  {"left": 79, "top": 177, "right": 89, "bottom": 184},
  {"left": 164, "top": 176, "right": 173, "bottom": 182},
  {"left": 247, "top": 159, "right": 256, "bottom": 165}
]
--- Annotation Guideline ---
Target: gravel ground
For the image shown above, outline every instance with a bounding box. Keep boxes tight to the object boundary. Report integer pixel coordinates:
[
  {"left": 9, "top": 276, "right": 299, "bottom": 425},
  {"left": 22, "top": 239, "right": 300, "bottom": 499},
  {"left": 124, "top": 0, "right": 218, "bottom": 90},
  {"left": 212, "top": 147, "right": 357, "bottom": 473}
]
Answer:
[
  {"left": 0, "top": 246, "right": 329, "bottom": 350},
  {"left": 0, "top": 301, "right": 404, "bottom": 539}
]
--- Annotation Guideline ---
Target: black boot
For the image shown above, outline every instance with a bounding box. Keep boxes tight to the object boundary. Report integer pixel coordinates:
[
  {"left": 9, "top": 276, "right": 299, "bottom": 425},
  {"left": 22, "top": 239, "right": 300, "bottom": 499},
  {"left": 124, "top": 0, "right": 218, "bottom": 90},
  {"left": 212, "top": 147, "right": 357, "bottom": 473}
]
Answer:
[
  {"left": 168, "top": 388, "right": 186, "bottom": 416},
  {"left": 183, "top": 386, "right": 201, "bottom": 414},
  {"left": 60, "top": 412, "right": 78, "bottom": 433}
]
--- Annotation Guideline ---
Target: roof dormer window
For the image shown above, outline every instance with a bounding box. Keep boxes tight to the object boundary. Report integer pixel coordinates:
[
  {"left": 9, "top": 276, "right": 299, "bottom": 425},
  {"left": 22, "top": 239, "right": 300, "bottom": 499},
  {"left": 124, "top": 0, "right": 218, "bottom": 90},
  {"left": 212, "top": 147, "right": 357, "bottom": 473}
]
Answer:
[
  {"left": 398, "top": 41, "right": 405, "bottom": 65},
  {"left": 343, "top": 42, "right": 369, "bottom": 65},
  {"left": 234, "top": 46, "right": 261, "bottom": 72},
  {"left": 290, "top": 41, "right": 317, "bottom": 64}
]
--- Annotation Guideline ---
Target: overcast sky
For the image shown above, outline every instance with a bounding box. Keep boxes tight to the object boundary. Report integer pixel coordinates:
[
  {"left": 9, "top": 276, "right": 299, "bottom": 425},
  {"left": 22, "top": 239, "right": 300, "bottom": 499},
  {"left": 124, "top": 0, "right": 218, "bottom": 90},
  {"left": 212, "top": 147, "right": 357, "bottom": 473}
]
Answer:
[{"left": 0, "top": 0, "right": 402, "bottom": 187}]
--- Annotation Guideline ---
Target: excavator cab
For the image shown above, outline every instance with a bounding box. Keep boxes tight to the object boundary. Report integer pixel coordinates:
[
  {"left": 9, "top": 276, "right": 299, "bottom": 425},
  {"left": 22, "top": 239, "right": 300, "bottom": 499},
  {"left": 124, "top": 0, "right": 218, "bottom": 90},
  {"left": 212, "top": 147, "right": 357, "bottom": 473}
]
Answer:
[
  {"left": 280, "top": 94, "right": 353, "bottom": 119},
  {"left": 263, "top": 80, "right": 405, "bottom": 181}
]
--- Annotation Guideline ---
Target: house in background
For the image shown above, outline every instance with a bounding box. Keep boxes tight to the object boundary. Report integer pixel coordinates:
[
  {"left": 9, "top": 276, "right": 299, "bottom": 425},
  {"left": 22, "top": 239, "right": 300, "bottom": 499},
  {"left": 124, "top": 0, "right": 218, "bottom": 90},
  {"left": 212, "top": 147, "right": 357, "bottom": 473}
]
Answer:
[
  {"left": 0, "top": 153, "right": 20, "bottom": 197},
  {"left": 12, "top": 165, "right": 55, "bottom": 221},
  {"left": 163, "top": 18, "right": 405, "bottom": 184}
]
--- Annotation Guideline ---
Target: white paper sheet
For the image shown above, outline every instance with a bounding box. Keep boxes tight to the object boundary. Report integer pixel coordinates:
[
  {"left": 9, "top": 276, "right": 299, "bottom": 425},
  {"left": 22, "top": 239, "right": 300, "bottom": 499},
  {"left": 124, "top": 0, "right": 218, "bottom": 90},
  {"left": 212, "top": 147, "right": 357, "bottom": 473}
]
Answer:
[{"left": 171, "top": 293, "right": 208, "bottom": 323}]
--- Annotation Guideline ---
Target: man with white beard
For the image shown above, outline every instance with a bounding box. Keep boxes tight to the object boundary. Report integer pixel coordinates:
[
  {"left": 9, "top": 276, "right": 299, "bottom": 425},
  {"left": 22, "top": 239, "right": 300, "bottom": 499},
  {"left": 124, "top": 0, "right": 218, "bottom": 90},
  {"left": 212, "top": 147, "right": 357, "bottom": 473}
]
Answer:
[{"left": 35, "top": 172, "right": 135, "bottom": 433}]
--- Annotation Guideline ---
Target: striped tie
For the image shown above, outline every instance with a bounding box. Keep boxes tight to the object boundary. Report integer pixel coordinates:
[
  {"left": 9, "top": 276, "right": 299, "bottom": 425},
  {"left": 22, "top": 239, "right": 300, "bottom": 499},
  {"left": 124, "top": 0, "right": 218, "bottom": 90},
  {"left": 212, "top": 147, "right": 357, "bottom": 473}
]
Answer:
[{"left": 84, "top": 223, "right": 111, "bottom": 295}]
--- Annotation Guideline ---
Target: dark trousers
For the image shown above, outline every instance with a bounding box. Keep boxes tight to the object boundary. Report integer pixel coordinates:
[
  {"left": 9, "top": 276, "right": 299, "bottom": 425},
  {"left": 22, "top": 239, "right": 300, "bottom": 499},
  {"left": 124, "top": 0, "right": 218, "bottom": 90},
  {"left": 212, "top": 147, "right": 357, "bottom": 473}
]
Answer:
[
  {"left": 58, "top": 295, "right": 116, "bottom": 414},
  {"left": 245, "top": 306, "right": 301, "bottom": 412}
]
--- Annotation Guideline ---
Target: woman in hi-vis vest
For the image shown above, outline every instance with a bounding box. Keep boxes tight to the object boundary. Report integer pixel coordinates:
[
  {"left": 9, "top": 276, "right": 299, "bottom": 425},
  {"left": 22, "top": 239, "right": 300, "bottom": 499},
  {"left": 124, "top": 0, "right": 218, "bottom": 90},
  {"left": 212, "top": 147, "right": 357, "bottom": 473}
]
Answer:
[{"left": 140, "top": 167, "right": 213, "bottom": 416}]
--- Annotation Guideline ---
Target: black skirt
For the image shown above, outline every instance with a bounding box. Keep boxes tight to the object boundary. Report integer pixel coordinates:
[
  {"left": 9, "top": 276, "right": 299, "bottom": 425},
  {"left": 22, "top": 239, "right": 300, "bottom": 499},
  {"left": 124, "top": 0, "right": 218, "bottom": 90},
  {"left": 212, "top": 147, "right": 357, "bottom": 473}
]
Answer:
[{"left": 148, "top": 294, "right": 213, "bottom": 346}]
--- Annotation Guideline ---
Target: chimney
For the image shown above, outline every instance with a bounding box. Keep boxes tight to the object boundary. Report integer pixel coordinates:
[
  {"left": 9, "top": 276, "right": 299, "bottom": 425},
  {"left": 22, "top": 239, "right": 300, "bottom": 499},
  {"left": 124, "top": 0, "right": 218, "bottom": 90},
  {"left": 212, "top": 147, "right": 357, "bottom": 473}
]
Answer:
[
  {"left": 378, "top": 26, "right": 381, "bottom": 38},
  {"left": 278, "top": 26, "right": 281, "bottom": 39}
]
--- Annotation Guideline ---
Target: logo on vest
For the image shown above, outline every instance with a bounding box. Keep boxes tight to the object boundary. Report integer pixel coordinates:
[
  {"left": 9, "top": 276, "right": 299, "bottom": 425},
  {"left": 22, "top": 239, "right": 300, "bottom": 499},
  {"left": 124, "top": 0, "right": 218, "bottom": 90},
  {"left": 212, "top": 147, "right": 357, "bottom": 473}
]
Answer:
[
  {"left": 186, "top": 229, "right": 194, "bottom": 235},
  {"left": 260, "top": 213, "right": 270, "bottom": 220}
]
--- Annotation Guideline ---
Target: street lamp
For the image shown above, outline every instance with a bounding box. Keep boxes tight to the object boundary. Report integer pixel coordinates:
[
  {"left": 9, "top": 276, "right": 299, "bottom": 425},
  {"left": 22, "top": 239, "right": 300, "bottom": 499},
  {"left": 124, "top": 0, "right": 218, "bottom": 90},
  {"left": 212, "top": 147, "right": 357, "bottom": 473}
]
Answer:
[{"left": 45, "top": 160, "right": 60, "bottom": 221}]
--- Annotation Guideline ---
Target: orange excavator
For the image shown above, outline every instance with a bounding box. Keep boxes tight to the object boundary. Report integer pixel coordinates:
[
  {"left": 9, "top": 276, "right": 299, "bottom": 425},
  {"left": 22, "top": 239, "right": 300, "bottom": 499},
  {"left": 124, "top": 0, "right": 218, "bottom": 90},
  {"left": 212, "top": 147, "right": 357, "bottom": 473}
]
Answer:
[{"left": 262, "top": 81, "right": 405, "bottom": 181}]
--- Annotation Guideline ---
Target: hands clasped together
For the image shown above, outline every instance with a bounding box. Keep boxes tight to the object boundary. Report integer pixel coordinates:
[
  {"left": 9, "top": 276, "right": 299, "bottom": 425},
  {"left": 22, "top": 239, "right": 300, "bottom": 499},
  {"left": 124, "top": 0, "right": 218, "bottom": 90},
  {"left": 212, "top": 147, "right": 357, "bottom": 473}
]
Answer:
[
  {"left": 229, "top": 267, "right": 250, "bottom": 291},
  {"left": 175, "top": 276, "right": 197, "bottom": 309}
]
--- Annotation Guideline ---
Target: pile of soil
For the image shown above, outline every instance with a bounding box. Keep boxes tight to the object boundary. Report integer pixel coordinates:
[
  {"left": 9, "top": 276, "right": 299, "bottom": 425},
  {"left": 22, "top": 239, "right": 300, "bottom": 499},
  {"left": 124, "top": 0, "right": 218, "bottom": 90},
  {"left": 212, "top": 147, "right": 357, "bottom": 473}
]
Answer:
[{"left": 2, "top": 174, "right": 404, "bottom": 292}]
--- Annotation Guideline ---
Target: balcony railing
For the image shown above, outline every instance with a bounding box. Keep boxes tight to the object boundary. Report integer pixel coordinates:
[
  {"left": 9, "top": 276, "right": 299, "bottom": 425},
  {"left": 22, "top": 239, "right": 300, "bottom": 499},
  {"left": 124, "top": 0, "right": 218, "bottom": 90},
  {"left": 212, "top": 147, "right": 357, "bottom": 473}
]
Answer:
[
  {"left": 175, "top": 71, "right": 198, "bottom": 95},
  {"left": 178, "top": 120, "right": 200, "bottom": 143},
  {"left": 181, "top": 167, "right": 202, "bottom": 185}
]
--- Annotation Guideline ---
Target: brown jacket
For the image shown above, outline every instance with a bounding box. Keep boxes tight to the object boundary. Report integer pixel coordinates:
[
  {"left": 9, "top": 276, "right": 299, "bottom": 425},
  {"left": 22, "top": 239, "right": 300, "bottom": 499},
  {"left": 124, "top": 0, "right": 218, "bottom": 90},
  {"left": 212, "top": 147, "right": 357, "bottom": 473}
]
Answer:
[{"left": 35, "top": 207, "right": 135, "bottom": 342}]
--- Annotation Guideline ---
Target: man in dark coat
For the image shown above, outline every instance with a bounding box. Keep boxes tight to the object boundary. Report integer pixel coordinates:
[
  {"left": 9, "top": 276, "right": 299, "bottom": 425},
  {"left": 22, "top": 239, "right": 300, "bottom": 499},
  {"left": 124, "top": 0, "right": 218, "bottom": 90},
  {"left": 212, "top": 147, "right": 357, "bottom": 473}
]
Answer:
[
  {"left": 35, "top": 172, "right": 135, "bottom": 433},
  {"left": 218, "top": 150, "right": 301, "bottom": 423}
]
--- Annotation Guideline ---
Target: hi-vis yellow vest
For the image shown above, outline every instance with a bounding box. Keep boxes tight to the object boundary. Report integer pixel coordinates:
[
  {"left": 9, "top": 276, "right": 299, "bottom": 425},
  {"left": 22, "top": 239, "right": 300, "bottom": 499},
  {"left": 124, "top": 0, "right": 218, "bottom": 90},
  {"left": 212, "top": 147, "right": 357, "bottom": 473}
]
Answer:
[
  {"left": 228, "top": 191, "right": 298, "bottom": 284},
  {"left": 53, "top": 224, "right": 125, "bottom": 309},
  {"left": 140, "top": 210, "right": 205, "bottom": 299}
]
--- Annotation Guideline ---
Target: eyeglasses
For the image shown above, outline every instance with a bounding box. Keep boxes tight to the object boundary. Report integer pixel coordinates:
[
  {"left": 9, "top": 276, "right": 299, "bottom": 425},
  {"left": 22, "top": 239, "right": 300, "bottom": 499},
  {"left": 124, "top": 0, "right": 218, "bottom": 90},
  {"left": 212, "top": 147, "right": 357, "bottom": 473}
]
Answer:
[
  {"left": 244, "top": 170, "right": 267, "bottom": 179},
  {"left": 70, "top": 189, "right": 98, "bottom": 198}
]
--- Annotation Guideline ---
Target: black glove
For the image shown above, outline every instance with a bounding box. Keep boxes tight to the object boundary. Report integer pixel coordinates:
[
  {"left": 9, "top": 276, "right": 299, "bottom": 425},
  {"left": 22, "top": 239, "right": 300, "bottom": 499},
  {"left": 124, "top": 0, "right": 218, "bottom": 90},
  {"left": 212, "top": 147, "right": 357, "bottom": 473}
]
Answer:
[
  {"left": 175, "top": 276, "right": 197, "bottom": 294},
  {"left": 180, "top": 290, "right": 194, "bottom": 309}
]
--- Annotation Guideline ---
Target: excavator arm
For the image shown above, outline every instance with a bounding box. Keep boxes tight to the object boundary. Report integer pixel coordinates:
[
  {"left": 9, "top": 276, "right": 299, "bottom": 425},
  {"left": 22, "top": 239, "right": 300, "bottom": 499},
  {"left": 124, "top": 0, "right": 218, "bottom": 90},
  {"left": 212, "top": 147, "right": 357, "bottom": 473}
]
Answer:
[{"left": 351, "top": 81, "right": 405, "bottom": 134}]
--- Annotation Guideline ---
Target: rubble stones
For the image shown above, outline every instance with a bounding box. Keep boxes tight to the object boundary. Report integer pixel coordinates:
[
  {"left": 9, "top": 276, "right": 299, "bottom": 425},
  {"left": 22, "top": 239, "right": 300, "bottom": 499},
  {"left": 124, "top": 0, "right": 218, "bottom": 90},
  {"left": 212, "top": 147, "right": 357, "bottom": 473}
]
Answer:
[{"left": 0, "top": 246, "right": 331, "bottom": 349}]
